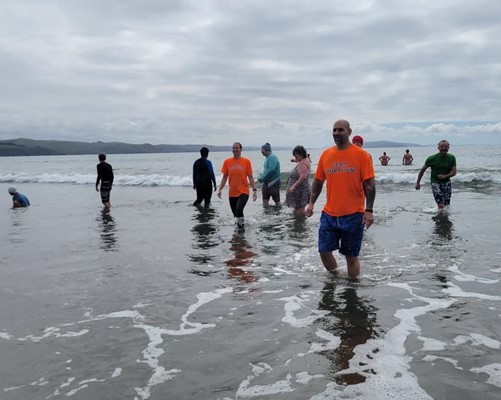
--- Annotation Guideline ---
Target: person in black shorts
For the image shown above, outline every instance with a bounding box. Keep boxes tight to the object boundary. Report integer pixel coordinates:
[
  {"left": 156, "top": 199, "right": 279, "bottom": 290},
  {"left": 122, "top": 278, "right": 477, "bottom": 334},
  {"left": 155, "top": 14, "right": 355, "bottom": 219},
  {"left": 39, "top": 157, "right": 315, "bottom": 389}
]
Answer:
[{"left": 95, "top": 153, "right": 114, "bottom": 208}]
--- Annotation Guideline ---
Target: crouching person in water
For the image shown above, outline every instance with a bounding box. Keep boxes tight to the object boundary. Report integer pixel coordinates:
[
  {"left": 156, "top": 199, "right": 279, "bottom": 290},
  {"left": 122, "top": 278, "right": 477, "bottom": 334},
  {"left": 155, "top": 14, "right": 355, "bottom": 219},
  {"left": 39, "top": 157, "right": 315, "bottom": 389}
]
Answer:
[
  {"left": 95, "top": 153, "right": 114, "bottom": 209},
  {"left": 8, "top": 186, "right": 30, "bottom": 208}
]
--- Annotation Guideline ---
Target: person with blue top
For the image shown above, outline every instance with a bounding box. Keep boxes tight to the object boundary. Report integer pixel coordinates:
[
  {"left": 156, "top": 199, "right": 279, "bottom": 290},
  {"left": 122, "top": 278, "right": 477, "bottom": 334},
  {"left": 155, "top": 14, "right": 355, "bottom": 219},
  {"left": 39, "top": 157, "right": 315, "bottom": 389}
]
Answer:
[
  {"left": 257, "top": 142, "right": 281, "bottom": 206},
  {"left": 192, "top": 146, "right": 217, "bottom": 207},
  {"left": 8, "top": 186, "right": 30, "bottom": 208}
]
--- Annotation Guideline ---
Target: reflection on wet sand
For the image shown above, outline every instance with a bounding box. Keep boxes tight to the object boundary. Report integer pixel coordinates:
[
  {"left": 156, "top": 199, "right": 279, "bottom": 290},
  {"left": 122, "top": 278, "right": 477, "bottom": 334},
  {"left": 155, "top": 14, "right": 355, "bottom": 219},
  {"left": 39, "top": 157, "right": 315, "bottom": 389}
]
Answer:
[
  {"left": 225, "top": 231, "right": 258, "bottom": 284},
  {"left": 432, "top": 212, "right": 454, "bottom": 241},
  {"left": 317, "top": 280, "right": 381, "bottom": 385},
  {"left": 191, "top": 207, "right": 219, "bottom": 252},
  {"left": 286, "top": 213, "right": 311, "bottom": 245},
  {"left": 429, "top": 212, "right": 463, "bottom": 274},
  {"left": 8, "top": 208, "right": 29, "bottom": 244},
  {"left": 189, "top": 207, "right": 219, "bottom": 268},
  {"left": 257, "top": 207, "right": 287, "bottom": 256},
  {"left": 98, "top": 208, "right": 118, "bottom": 251}
]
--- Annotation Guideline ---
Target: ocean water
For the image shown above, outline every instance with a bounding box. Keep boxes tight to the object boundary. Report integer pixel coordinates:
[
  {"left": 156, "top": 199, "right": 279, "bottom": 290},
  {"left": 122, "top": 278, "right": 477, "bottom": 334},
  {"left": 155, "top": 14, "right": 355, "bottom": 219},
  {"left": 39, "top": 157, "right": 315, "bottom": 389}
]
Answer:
[{"left": 1, "top": 145, "right": 501, "bottom": 400}]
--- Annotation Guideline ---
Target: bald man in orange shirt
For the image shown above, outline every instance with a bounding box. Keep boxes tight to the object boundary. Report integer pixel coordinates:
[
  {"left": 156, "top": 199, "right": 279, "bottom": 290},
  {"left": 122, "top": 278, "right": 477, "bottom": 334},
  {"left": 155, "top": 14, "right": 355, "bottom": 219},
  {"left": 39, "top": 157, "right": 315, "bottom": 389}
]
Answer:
[{"left": 306, "top": 119, "right": 376, "bottom": 278}]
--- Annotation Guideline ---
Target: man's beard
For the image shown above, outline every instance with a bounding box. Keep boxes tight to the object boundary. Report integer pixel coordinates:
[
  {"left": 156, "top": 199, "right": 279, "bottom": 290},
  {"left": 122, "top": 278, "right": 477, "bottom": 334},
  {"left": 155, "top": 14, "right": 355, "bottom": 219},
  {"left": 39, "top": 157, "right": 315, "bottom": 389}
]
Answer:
[{"left": 334, "top": 136, "right": 346, "bottom": 145}]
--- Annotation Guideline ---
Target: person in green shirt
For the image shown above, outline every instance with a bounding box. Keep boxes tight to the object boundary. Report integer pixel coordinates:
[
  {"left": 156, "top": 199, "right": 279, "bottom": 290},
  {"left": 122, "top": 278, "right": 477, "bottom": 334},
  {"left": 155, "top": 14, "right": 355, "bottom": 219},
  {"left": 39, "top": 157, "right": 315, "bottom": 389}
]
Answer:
[{"left": 415, "top": 140, "right": 457, "bottom": 209}]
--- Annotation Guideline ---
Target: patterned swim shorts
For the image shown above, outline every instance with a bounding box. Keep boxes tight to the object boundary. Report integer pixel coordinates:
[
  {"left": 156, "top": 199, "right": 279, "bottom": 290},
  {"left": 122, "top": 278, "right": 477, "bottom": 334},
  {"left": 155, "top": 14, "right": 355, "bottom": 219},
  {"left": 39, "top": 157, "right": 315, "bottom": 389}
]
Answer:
[{"left": 431, "top": 182, "right": 452, "bottom": 206}]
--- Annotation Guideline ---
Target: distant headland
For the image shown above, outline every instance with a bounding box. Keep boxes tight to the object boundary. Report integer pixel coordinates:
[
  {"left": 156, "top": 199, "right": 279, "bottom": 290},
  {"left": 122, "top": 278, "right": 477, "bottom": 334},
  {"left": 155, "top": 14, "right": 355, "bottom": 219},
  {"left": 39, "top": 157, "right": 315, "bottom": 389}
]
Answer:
[{"left": 0, "top": 138, "right": 422, "bottom": 157}]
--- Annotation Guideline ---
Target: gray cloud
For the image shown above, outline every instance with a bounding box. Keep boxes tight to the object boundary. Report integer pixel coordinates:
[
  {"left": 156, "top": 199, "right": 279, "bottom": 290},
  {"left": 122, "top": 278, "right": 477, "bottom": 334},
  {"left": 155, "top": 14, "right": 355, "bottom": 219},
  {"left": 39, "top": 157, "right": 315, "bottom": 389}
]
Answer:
[{"left": 1, "top": 0, "right": 501, "bottom": 146}]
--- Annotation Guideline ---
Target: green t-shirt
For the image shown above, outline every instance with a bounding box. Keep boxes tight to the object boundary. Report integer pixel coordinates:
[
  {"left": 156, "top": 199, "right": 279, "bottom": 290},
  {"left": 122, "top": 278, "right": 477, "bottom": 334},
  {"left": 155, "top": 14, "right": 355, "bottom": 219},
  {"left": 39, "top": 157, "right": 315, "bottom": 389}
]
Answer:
[{"left": 425, "top": 153, "right": 456, "bottom": 183}]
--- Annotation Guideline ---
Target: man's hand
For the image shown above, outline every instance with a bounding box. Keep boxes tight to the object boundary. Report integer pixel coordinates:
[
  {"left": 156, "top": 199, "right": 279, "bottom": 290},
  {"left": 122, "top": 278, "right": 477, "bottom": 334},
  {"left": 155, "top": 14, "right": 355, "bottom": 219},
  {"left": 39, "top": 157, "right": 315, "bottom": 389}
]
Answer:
[
  {"left": 217, "top": 190, "right": 222, "bottom": 199},
  {"left": 95, "top": 186, "right": 99, "bottom": 192},
  {"left": 305, "top": 203, "right": 314, "bottom": 217},
  {"left": 415, "top": 182, "right": 421, "bottom": 190},
  {"left": 364, "top": 211, "right": 374, "bottom": 229},
  {"left": 252, "top": 190, "right": 257, "bottom": 201}
]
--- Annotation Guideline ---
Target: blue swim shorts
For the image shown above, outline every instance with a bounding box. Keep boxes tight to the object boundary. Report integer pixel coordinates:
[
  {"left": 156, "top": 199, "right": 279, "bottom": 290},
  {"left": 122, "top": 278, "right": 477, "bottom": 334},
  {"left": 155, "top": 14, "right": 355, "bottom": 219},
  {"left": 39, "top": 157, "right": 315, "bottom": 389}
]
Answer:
[{"left": 318, "top": 211, "right": 365, "bottom": 257}]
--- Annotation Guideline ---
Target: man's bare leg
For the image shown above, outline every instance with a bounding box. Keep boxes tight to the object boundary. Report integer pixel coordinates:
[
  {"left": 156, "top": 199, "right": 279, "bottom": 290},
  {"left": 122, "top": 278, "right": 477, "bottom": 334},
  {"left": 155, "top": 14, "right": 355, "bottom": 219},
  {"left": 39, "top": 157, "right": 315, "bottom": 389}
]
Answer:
[
  {"left": 346, "top": 256, "right": 360, "bottom": 278},
  {"left": 320, "top": 252, "right": 338, "bottom": 273}
]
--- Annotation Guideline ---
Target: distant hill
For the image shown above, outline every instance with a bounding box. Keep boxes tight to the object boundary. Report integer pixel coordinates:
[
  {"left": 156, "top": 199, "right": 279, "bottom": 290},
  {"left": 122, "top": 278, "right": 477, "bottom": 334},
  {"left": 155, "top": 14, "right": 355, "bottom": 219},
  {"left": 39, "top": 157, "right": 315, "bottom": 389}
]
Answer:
[
  {"left": 363, "top": 140, "right": 422, "bottom": 148},
  {"left": 0, "top": 138, "right": 237, "bottom": 157},
  {"left": 0, "top": 138, "right": 422, "bottom": 156}
]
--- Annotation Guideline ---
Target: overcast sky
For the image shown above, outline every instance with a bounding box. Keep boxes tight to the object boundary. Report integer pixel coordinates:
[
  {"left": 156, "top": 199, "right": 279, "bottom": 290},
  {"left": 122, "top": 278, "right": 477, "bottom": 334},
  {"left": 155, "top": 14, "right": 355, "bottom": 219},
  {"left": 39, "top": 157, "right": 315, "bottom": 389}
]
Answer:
[{"left": 1, "top": 0, "right": 501, "bottom": 147}]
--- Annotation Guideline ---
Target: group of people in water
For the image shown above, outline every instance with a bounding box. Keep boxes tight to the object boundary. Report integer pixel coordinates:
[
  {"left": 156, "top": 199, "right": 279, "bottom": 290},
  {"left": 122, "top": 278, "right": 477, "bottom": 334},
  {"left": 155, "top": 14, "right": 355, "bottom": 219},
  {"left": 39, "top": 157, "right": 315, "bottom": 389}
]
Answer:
[
  {"left": 7, "top": 120, "right": 457, "bottom": 279},
  {"left": 192, "top": 119, "right": 457, "bottom": 278},
  {"left": 192, "top": 141, "right": 313, "bottom": 227},
  {"left": 8, "top": 153, "right": 115, "bottom": 209},
  {"left": 377, "top": 149, "right": 414, "bottom": 166}
]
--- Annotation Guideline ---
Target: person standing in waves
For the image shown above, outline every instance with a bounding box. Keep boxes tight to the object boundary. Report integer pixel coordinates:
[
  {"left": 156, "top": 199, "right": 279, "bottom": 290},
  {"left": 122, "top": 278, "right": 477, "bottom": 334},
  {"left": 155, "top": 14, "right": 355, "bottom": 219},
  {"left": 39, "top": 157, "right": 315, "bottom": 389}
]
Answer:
[
  {"left": 402, "top": 149, "right": 413, "bottom": 165},
  {"left": 284, "top": 145, "right": 311, "bottom": 215},
  {"left": 415, "top": 140, "right": 457, "bottom": 209},
  {"left": 257, "top": 143, "right": 281, "bottom": 206},
  {"left": 192, "top": 146, "right": 217, "bottom": 207},
  {"left": 217, "top": 142, "right": 258, "bottom": 228},
  {"left": 305, "top": 119, "right": 376, "bottom": 278},
  {"left": 95, "top": 153, "right": 114, "bottom": 209},
  {"left": 379, "top": 152, "right": 390, "bottom": 166}
]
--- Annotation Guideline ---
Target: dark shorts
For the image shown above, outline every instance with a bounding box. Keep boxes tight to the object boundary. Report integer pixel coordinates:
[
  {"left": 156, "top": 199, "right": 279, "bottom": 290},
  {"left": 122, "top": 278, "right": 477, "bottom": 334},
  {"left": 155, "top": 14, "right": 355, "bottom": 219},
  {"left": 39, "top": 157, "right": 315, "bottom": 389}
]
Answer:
[
  {"left": 100, "top": 181, "right": 112, "bottom": 203},
  {"left": 262, "top": 180, "right": 280, "bottom": 203},
  {"left": 431, "top": 182, "right": 452, "bottom": 205},
  {"left": 318, "top": 212, "right": 364, "bottom": 257}
]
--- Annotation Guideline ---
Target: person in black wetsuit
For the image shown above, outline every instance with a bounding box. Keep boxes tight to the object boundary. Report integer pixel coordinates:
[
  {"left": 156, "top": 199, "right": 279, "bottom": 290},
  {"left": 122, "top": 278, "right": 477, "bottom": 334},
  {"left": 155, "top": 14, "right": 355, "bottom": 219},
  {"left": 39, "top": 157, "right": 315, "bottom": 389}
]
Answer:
[
  {"left": 95, "top": 153, "right": 114, "bottom": 208},
  {"left": 192, "top": 147, "right": 217, "bottom": 207}
]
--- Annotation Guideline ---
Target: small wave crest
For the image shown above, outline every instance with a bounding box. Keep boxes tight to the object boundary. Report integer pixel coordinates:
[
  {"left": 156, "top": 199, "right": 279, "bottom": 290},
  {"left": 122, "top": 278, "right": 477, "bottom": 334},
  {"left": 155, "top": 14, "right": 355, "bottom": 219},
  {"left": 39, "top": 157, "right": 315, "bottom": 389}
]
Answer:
[
  {"left": 2, "top": 169, "right": 501, "bottom": 187},
  {"left": 377, "top": 170, "right": 501, "bottom": 185},
  {"left": 0, "top": 173, "right": 193, "bottom": 187}
]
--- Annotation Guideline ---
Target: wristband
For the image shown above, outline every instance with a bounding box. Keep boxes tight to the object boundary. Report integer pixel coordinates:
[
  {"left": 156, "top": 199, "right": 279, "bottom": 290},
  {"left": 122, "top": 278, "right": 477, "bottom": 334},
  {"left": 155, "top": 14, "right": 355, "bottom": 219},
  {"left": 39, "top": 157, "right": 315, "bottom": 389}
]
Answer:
[{"left": 365, "top": 209, "right": 373, "bottom": 213}]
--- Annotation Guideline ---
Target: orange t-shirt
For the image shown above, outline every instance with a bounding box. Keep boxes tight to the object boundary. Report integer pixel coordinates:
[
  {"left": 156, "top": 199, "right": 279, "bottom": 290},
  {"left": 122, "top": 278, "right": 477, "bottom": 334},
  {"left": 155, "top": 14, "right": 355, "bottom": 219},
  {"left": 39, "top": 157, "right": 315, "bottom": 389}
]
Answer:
[
  {"left": 315, "top": 144, "right": 375, "bottom": 216},
  {"left": 221, "top": 157, "right": 253, "bottom": 197}
]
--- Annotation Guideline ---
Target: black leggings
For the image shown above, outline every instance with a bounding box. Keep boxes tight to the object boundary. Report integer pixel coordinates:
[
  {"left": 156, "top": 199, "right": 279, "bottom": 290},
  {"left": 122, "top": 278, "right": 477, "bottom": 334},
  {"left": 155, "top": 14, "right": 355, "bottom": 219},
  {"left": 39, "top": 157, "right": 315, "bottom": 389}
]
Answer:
[
  {"left": 229, "top": 194, "right": 249, "bottom": 218},
  {"left": 193, "top": 182, "right": 213, "bottom": 206}
]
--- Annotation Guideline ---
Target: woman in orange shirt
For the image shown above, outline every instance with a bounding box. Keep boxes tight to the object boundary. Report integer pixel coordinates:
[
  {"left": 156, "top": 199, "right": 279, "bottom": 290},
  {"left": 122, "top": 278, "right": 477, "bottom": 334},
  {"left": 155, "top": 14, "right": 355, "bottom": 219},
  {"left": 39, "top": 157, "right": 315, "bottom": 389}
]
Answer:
[{"left": 217, "top": 142, "right": 258, "bottom": 227}]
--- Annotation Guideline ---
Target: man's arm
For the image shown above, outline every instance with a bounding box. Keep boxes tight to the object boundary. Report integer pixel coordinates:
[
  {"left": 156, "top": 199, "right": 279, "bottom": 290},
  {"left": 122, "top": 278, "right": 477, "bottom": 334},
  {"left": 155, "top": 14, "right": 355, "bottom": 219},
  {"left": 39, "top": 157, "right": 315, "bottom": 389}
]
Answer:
[
  {"left": 363, "top": 177, "right": 376, "bottom": 228},
  {"left": 363, "top": 178, "right": 376, "bottom": 210},
  {"left": 95, "top": 165, "right": 101, "bottom": 191},
  {"left": 208, "top": 161, "right": 217, "bottom": 190},
  {"left": 305, "top": 178, "right": 324, "bottom": 217},
  {"left": 415, "top": 165, "right": 428, "bottom": 190},
  {"left": 438, "top": 166, "right": 457, "bottom": 180},
  {"left": 259, "top": 157, "right": 274, "bottom": 183},
  {"left": 192, "top": 160, "right": 197, "bottom": 188}
]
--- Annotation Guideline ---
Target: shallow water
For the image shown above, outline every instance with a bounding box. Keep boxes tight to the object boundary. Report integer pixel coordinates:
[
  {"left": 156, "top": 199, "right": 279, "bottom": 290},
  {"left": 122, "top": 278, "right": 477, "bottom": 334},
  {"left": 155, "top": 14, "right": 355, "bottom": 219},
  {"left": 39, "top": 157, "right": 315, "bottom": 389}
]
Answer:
[{"left": 1, "top": 150, "right": 501, "bottom": 400}]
